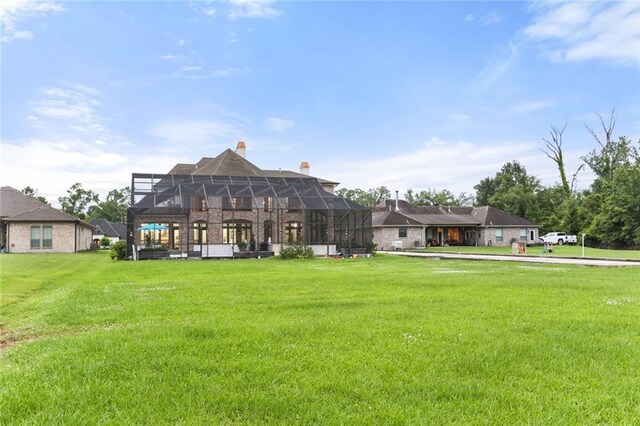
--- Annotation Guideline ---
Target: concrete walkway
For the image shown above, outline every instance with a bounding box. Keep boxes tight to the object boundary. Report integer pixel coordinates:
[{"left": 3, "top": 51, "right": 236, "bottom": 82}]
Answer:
[{"left": 380, "top": 250, "right": 640, "bottom": 267}]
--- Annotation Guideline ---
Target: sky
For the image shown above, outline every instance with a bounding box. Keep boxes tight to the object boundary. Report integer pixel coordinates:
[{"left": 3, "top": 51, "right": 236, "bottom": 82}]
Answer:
[{"left": 1, "top": 0, "right": 639, "bottom": 207}]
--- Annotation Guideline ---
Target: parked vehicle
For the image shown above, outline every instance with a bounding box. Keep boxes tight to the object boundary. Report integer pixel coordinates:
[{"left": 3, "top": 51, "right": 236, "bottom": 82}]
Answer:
[{"left": 540, "top": 232, "right": 578, "bottom": 245}]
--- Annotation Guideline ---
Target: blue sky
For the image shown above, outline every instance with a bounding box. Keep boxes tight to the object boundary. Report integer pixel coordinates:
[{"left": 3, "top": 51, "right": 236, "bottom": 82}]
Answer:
[{"left": 2, "top": 0, "right": 639, "bottom": 206}]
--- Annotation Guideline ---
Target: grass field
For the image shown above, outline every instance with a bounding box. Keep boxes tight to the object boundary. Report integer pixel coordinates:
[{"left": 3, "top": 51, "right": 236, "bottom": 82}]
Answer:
[
  {"left": 410, "top": 244, "right": 640, "bottom": 260},
  {"left": 1, "top": 252, "right": 639, "bottom": 423}
]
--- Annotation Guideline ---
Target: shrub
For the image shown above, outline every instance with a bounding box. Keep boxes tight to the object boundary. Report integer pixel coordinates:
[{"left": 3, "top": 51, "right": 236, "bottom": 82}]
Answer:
[
  {"left": 280, "top": 245, "right": 314, "bottom": 259},
  {"left": 366, "top": 242, "right": 378, "bottom": 255},
  {"left": 110, "top": 240, "right": 127, "bottom": 261},
  {"left": 100, "top": 236, "right": 111, "bottom": 247}
]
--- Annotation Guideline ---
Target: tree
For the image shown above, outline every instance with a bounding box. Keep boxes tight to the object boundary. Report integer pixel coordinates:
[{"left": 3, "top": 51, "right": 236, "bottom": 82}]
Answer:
[
  {"left": 87, "top": 187, "right": 131, "bottom": 222},
  {"left": 405, "top": 188, "right": 474, "bottom": 206},
  {"left": 58, "top": 183, "right": 99, "bottom": 220},
  {"left": 474, "top": 161, "right": 541, "bottom": 218},
  {"left": 21, "top": 186, "right": 50, "bottom": 205},
  {"left": 541, "top": 122, "right": 584, "bottom": 196},
  {"left": 589, "top": 162, "right": 640, "bottom": 246},
  {"left": 336, "top": 186, "right": 390, "bottom": 207},
  {"left": 582, "top": 109, "right": 633, "bottom": 182}
]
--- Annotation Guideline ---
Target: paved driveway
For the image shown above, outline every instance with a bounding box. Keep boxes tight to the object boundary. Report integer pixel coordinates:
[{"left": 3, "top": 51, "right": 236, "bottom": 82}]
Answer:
[{"left": 380, "top": 250, "right": 640, "bottom": 267}]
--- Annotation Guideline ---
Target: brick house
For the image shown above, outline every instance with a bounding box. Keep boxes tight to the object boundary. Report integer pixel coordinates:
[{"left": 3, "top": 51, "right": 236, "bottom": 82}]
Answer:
[
  {"left": 373, "top": 199, "right": 540, "bottom": 249},
  {"left": 0, "top": 186, "right": 93, "bottom": 253},
  {"left": 127, "top": 142, "right": 372, "bottom": 258}
]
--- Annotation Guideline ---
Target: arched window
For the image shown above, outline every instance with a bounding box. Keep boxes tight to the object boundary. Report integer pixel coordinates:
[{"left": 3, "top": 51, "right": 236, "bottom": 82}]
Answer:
[{"left": 264, "top": 220, "right": 274, "bottom": 243}]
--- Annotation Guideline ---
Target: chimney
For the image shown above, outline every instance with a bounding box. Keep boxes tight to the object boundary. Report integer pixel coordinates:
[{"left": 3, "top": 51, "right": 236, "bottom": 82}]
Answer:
[
  {"left": 395, "top": 190, "right": 399, "bottom": 211},
  {"left": 300, "top": 161, "right": 310, "bottom": 175},
  {"left": 236, "top": 141, "right": 246, "bottom": 158}
]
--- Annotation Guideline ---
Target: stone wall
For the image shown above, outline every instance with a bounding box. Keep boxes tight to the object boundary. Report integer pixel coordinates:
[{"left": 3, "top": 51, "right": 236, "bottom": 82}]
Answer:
[{"left": 373, "top": 226, "right": 424, "bottom": 250}]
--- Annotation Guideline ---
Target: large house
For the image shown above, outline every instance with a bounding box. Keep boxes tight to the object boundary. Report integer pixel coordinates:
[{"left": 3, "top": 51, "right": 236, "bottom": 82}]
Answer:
[
  {"left": 127, "top": 142, "right": 372, "bottom": 258},
  {"left": 0, "top": 186, "right": 94, "bottom": 253},
  {"left": 373, "top": 199, "right": 540, "bottom": 249}
]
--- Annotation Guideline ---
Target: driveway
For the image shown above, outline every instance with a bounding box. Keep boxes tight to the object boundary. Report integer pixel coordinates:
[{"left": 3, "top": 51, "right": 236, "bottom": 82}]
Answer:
[{"left": 380, "top": 250, "right": 640, "bottom": 267}]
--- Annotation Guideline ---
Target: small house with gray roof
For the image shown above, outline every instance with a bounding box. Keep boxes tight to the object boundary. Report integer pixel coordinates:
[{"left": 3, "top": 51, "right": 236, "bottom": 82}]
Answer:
[
  {"left": 0, "top": 186, "right": 93, "bottom": 253},
  {"left": 373, "top": 199, "right": 540, "bottom": 249}
]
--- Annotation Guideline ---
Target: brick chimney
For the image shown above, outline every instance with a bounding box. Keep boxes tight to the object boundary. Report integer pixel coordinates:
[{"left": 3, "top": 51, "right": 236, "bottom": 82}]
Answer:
[
  {"left": 300, "top": 161, "right": 310, "bottom": 175},
  {"left": 236, "top": 141, "right": 246, "bottom": 158}
]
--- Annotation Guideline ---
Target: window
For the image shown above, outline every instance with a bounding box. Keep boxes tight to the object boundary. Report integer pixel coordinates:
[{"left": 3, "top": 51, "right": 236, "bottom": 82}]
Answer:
[
  {"left": 496, "top": 228, "right": 503, "bottom": 242},
  {"left": 30, "top": 226, "right": 41, "bottom": 249},
  {"left": 520, "top": 228, "right": 527, "bottom": 242},
  {"left": 223, "top": 197, "right": 252, "bottom": 211},
  {"left": 191, "top": 196, "right": 207, "bottom": 211},
  {"left": 223, "top": 220, "right": 253, "bottom": 244},
  {"left": 191, "top": 221, "right": 208, "bottom": 245},
  {"left": 30, "top": 226, "right": 52, "bottom": 249},
  {"left": 264, "top": 197, "right": 274, "bottom": 212},
  {"left": 285, "top": 221, "right": 302, "bottom": 243},
  {"left": 286, "top": 197, "right": 302, "bottom": 212},
  {"left": 447, "top": 228, "right": 460, "bottom": 243},
  {"left": 264, "top": 220, "right": 274, "bottom": 242},
  {"left": 399, "top": 227, "right": 407, "bottom": 238}
]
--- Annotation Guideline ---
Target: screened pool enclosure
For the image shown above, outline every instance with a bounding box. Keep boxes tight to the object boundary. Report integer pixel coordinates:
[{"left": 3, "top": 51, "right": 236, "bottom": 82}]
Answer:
[{"left": 127, "top": 173, "right": 372, "bottom": 258}]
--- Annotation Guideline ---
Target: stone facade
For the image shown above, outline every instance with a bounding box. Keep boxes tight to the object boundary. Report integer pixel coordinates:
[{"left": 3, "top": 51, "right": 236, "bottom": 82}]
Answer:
[
  {"left": 374, "top": 226, "right": 424, "bottom": 250},
  {"left": 7, "top": 222, "right": 93, "bottom": 253},
  {"left": 477, "top": 227, "right": 539, "bottom": 246}
]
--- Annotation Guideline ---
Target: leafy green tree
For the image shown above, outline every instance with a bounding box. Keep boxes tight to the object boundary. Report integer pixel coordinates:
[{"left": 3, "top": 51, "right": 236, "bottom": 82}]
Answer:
[
  {"left": 474, "top": 161, "right": 541, "bottom": 218},
  {"left": 21, "top": 186, "right": 50, "bottom": 205},
  {"left": 405, "top": 188, "right": 474, "bottom": 206},
  {"left": 336, "top": 186, "right": 390, "bottom": 207},
  {"left": 589, "top": 162, "right": 640, "bottom": 246},
  {"left": 58, "top": 183, "right": 99, "bottom": 220},
  {"left": 87, "top": 187, "right": 131, "bottom": 222}
]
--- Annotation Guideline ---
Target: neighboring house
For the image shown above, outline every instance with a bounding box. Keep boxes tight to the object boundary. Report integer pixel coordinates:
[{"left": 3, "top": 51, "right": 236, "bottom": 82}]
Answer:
[
  {"left": 127, "top": 142, "right": 372, "bottom": 258},
  {"left": 89, "top": 218, "right": 126, "bottom": 246},
  {"left": 373, "top": 199, "right": 540, "bottom": 249},
  {"left": 0, "top": 186, "right": 93, "bottom": 253}
]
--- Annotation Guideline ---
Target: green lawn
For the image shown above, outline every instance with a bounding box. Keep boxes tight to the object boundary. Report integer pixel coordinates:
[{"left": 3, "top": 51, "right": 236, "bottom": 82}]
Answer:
[
  {"left": 411, "top": 244, "right": 640, "bottom": 259},
  {"left": 1, "top": 252, "right": 639, "bottom": 423}
]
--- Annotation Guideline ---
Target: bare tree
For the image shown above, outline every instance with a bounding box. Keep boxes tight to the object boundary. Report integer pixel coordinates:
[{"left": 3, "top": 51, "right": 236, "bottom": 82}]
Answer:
[
  {"left": 583, "top": 108, "right": 631, "bottom": 181},
  {"left": 542, "top": 121, "right": 571, "bottom": 196}
]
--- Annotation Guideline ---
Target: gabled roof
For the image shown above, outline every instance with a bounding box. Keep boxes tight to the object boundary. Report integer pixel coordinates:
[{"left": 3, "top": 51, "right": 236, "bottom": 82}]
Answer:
[
  {"left": 1, "top": 186, "right": 92, "bottom": 227},
  {"left": 167, "top": 148, "right": 338, "bottom": 185},
  {"left": 0, "top": 186, "right": 48, "bottom": 218},
  {"left": 90, "top": 218, "right": 126, "bottom": 238},
  {"left": 372, "top": 200, "right": 539, "bottom": 228},
  {"left": 473, "top": 206, "right": 537, "bottom": 227}
]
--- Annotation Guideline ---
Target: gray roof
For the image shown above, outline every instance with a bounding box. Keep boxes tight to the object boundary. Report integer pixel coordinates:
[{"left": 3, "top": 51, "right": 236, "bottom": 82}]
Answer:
[
  {"left": 167, "top": 149, "right": 338, "bottom": 185},
  {"left": 1, "top": 186, "right": 92, "bottom": 228},
  {"left": 1, "top": 186, "right": 47, "bottom": 218},
  {"left": 90, "top": 218, "right": 126, "bottom": 238},
  {"left": 372, "top": 201, "right": 539, "bottom": 228}
]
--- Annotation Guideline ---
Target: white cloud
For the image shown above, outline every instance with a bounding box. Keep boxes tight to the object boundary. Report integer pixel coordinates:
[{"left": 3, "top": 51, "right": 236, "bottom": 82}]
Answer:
[
  {"left": 228, "top": 0, "right": 280, "bottom": 20},
  {"left": 313, "top": 137, "right": 576, "bottom": 195},
  {"left": 159, "top": 54, "right": 178, "bottom": 60},
  {"left": 264, "top": 117, "right": 295, "bottom": 133},
  {"left": 179, "top": 65, "right": 203, "bottom": 72},
  {"left": 28, "top": 85, "right": 108, "bottom": 133},
  {"left": 0, "top": 0, "right": 65, "bottom": 43},
  {"left": 525, "top": 1, "right": 640, "bottom": 67},
  {"left": 481, "top": 12, "right": 502, "bottom": 26},
  {"left": 509, "top": 100, "right": 552, "bottom": 114},
  {"left": 470, "top": 40, "right": 522, "bottom": 92},
  {"left": 464, "top": 14, "right": 475, "bottom": 22},
  {"left": 147, "top": 118, "right": 245, "bottom": 146},
  {"left": 203, "top": 7, "right": 216, "bottom": 17}
]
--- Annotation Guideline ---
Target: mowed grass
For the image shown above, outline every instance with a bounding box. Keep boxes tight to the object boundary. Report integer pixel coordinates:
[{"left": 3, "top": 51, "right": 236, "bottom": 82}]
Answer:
[
  {"left": 1, "top": 252, "right": 639, "bottom": 424},
  {"left": 413, "top": 244, "right": 640, "bottom": 259}
]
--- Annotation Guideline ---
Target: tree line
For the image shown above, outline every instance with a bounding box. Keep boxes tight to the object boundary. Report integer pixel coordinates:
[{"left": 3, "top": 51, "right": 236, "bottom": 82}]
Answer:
[
  {"left": 337, "top": 109, "right": 640, "bottom": 248},
  {"left": 22, "top": 184, "right": 130, "bottom": 223},
  {"left": 21, "top": 109, "right": 638, "bottom": 247}
]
